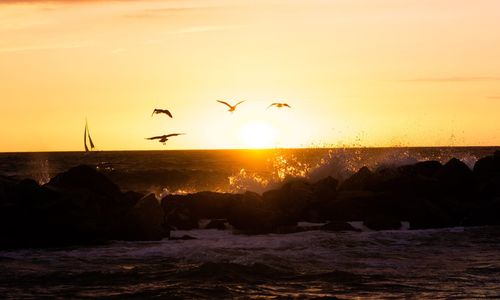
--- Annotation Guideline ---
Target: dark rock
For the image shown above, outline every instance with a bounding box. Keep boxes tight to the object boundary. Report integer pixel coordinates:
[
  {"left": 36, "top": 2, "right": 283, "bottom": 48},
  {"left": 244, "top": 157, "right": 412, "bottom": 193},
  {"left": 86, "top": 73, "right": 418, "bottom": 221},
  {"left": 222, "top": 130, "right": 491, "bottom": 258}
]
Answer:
[
  {"left": 228, "top": 191, "right": 291, "bottom": 233},
  {"left": 1, "top": 165, "right": 168, "bottom": 249},
  {"left": 162, "top": 191, "right": 240, "bottom": 221},
  {"left": 436, "top": 158, "right": 475, "bottom": 198},
  {"left": 474, "top": 153, "right": 500, "bottom": 180},
  {"left": 398, "top": 160, "right": 442, "bottom": 178},
  {"left": 205, "top": 219, "right": 227, "bottom": 230},
  {"left": 170, "top": 235, "right": 197, "bottom": 240},
  {"left": 122, "top": 194, "right": 166, "bottom": 241},
  {"left": 46, "top": 165, "right": 122, "bottom": 201},
  {"left": 462, "top": 197, "right": 500, "bottom": 226},
  {"left": 162, "top": 191, "right": 243, "bottom": 229},
  {"left": 477, "top": 176, "right": 500, "bottom": 199},
  {"left": 408, "top": 198, "right": 457, "bottom": 229},
  {"left": 339, "top": 167, "right": 374, "bottom": 191},
  {"left": 321, "top": 221, "right": 360, "bottom": 232},
  {"left": 364, "top": 219, "right": 402, "bottom": 231},
  {"left": 312, "top": 176, "right": 338, "bottom": 201},
  {"left": 263, "top": 179, "right": 315, "bottom": 220}
]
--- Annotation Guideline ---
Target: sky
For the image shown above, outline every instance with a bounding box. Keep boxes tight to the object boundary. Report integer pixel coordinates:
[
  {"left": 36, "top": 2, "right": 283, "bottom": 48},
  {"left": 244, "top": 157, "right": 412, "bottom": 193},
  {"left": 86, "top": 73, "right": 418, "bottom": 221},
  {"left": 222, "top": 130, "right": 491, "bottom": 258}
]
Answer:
[{"left": 1, "top": 0, "right": 499, "bottom": 152}]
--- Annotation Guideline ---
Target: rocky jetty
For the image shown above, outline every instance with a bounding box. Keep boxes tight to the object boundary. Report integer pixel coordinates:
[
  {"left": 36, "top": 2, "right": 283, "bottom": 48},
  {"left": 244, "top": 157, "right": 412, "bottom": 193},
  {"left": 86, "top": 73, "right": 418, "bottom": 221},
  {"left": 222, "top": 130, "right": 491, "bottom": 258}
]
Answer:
[
  {"left": 162, "top": 151, "right": 500, "bottom": 232},
  {"left": 1, "top": 151, "right": 500, "bottom": 248},
  {"left": 0, "top": 165, "right": 167, "bottom": 249}
]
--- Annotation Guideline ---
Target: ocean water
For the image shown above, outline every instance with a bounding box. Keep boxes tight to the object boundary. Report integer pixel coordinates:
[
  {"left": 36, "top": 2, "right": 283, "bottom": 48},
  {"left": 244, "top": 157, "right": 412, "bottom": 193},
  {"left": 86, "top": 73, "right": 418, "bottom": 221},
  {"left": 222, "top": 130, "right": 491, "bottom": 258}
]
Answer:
[{"left": 1, "top": 147, "right": 500, "bottom": 298}]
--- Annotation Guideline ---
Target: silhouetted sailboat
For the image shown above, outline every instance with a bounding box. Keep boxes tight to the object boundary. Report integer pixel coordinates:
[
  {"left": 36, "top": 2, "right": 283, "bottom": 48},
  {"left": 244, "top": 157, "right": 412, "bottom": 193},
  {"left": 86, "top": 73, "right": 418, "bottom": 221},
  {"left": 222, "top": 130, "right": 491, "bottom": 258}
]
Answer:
[{"left": 84, "top": 120, "right": 95, "bottom": 152}]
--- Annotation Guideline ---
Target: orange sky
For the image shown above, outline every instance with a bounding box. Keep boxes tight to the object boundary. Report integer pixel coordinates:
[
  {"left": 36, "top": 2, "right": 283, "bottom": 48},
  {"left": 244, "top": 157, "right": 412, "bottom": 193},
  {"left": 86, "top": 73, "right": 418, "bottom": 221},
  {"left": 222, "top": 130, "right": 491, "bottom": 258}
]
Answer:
[{"left": 1, "top": 0, "right": 499, "bottom": 152}]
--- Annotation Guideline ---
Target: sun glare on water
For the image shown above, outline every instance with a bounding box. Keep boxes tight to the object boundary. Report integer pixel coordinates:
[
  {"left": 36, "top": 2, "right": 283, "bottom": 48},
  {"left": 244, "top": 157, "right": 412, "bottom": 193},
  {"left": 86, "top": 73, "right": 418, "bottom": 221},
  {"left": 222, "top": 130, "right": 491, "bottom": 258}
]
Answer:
[{"left": 239, "top": 121, "right": 278, "bottom": 149}]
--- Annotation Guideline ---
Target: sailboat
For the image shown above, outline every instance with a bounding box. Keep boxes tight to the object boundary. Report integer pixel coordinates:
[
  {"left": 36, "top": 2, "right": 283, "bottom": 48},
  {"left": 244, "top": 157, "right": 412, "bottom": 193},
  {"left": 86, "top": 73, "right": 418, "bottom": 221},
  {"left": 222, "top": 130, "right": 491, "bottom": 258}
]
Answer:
[{"left": 84, "top": 119, "right": 96, "bottom": 152}]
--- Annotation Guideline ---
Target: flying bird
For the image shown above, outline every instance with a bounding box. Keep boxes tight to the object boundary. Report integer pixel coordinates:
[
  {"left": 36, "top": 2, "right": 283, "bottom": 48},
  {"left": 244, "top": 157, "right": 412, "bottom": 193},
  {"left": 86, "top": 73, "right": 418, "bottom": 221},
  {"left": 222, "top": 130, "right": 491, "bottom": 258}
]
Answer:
[
  {"left": 268, "top": 103, "right": 291, "bottom": 109},
  {"left": 217, "top": 100, "right": 245, "bottom": 112},
  {"left": 151, "top": 109, "right": 173, "bottom": 118},
  {"left": 145, "top": 133, "right": 185, "bottom": 145}
]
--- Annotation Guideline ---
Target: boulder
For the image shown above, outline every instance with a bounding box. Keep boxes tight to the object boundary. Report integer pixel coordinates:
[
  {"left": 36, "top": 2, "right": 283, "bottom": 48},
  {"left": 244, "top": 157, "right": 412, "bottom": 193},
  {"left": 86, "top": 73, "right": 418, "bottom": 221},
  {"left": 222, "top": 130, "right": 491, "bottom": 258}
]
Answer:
[
  {"left": 162, "top": 191, "right": 240, "bottom": 221},
  {"left": 436, "top": 158, "right": 475, "bottom": 198},
  {"left": 398, "top": 160, "right": 442, "bottom": 178},
  {"left": 263, "top": 179, "right": 315, "bottom": 220},
  {"left": 320, "top": 221, "right": 360, "bottom": 232},
  {"left": 1, "top": 165, "right": 168, "bottom": 248},
  {"left": 474, "top": 153, "right": 500, "bottom": 180},
  {"left": 46, "top": 165, "right": 122, "bottom": 201},
  {"left": 339, "top": 167, "right": 374, "bottom": 191},
  {"left": 462, "top": 197, "right": 500, "bottom": 226},
  {"left": 228, "top": 191, "right": 291, "bottom": 233},
  {"left": 205, "top": 219, "right": 227, "bottom": 230},
  {"left": 364, "top": 219, "right": 402, "bottom": 231},
  {"left": 123, "top": 193, "right": 166, "bottom": 241}
]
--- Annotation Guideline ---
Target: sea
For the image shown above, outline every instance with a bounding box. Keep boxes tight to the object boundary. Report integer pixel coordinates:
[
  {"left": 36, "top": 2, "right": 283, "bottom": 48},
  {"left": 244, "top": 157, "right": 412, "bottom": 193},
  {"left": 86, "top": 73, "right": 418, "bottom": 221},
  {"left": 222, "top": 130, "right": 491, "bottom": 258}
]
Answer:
[{"left": 1, "top": 147, "right": 499, "bottom": 299}]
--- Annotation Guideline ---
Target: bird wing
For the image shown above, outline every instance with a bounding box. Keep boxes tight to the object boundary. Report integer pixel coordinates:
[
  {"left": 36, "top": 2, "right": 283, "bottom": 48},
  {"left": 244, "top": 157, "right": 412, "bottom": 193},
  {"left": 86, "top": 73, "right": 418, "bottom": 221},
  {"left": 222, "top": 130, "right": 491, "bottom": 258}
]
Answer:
[
  {"left": 267, "top": 103, "right": 278, "bottom": 108},
  {"left": 284, "top": 103, "right": 291, "bottom": 108},
  {"left": 165, "top": 133, "right": 185, "bottom": 138},
  {"left": 164, "top": 110, "right": 173, "bottom": 118},
  {"left": 145, "top": 135, "right": 164, "bottom": 140},
  {"left": 217, "top": 100, "right": 233, "bottom": 108},
  {"left": 234, "top": 100, "right": 245, "bottom": 107}
]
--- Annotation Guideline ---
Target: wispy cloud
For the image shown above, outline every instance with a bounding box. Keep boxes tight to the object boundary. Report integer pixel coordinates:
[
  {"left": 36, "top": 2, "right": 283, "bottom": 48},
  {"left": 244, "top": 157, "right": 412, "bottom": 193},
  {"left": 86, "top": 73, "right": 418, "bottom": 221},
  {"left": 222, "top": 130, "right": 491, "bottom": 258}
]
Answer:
[
  {"left": 401, "top": 76, "right": 500, "bottom": 83},
  {"left": 487, "top": 96, "right": 500, "bottom": 100},
  {"left": 0, "top": 41, "right": 90, "bottom": 53},
  {"left": 124, "top": 6, "right": 219, "bottom": 18},
  {"left": 172, "top": 25, "right": 242, "bottom": 34},
  {"left": 0, "top": 0, "right": 141, "bottom": 3}
]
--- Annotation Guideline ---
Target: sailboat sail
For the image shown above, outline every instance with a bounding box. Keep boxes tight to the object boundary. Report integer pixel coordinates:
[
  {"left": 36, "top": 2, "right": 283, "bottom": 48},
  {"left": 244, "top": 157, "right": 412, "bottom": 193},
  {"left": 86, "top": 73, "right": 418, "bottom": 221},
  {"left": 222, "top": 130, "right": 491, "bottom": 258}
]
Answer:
[
  {"left": 84, "top": 123, "right": 89, "bottom": 152},
  {"left": 87, "top": 126, "right": 95, "bottom": 149},
  {"left": 84, "top": 120, "right": 95, "bottom": 152}
]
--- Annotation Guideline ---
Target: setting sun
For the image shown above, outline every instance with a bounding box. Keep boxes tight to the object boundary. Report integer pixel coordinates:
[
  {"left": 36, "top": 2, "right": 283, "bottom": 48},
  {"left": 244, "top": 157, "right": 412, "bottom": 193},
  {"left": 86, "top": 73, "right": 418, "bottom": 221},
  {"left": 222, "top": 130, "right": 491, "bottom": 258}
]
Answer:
[{"left": 239, "top": 121, "right": 278, "bottom": 149}]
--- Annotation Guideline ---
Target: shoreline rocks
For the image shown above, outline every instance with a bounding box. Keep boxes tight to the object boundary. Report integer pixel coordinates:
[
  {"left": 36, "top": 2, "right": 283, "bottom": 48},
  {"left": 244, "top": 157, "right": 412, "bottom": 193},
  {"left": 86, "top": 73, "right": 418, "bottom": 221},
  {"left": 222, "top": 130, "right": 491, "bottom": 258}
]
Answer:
[{"left": 1, "top": 151, "right": 500, "bottom": 248}]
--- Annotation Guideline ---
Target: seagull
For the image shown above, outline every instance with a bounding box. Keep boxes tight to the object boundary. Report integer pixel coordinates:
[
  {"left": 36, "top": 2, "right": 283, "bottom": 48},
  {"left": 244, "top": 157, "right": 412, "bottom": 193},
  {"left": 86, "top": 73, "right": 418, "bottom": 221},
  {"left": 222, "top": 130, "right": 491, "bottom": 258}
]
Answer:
[
  {"left": 151, "top": 109, "right": 173, "bottom": 118},
  {"left": 145, "top": 133, "right": 185, "bottom": 145},
  {"left": 217, "top": 100, "right": 245, "bottom": 112},
  {"left": 268, "top": 103, "right": 291, "bottom": 109}
]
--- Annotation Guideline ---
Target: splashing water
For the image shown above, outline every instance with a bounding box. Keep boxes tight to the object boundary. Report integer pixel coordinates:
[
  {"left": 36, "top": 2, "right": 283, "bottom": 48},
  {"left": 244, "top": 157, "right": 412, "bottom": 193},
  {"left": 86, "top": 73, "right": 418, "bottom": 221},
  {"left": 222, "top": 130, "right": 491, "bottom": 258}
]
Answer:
[
  {"left": 228, "top": 153, "right": 313, "bottom": 193},
  {"left": 227, "top": 147, "right": 490, "bottom": 193},
  {"left": 31, "top": 158, "right": 51, "bottom": 185}
]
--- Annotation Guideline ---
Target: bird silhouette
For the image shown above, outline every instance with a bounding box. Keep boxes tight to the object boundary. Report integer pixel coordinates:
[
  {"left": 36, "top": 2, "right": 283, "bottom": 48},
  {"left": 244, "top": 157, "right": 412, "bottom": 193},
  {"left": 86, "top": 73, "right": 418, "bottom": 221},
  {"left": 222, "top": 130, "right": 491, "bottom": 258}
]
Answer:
[
  {"left": 268, "top": 103, "right": 291, "bottom": 109},
  {"left": 217, "top": 100, "right": 245, "bottom": 112},
  {"left": 145, "top": 133, "right": 184, "bottom": 145},
  {"left": 151, "top": 109, "right": 173, "bottom": 118}
]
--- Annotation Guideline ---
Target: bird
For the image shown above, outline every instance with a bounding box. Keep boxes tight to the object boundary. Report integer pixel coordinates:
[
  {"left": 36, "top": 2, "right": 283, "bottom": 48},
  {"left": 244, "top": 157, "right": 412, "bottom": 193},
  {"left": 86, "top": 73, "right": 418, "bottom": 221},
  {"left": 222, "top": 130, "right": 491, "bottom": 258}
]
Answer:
[
  {"left": 267, "top": 103, "right": 291, "bottom": 109},
  {"left": 145, "top": 133, "right": 185, "bottom": 145},
  {"left": 151, "top": 109, "right": 173, "bottom": 118},
  {"left": 217, "top": 100, "right": 245, "bottom": 112}
]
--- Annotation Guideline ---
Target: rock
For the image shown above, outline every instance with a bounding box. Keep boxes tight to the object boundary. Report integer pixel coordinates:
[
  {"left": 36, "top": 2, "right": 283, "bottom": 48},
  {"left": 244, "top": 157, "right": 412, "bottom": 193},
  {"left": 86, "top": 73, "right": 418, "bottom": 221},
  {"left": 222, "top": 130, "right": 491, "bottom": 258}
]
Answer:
[
  {"left": 339, "top": 167, "right": 374, "bottom": 191},
  {"left": 408, "top": 198, "right": 457, "bottom": 229},
  {"left": 46, "top": 165, "right": 122, "bottom": 201},
  {"left": 398, "top": 160, "right": 442, "bottom": 178},
  {"left": 162, "top": 191, "right": 243, "bottom": 229},
  {"left": 228, "top": 191, "right": 290, "bottom": 233},
  {"left": 123, "top": 193, "right": 166, "bottom": 241},
  {"left": 170, "top": 235, "right": 197, "bottom": 240},
  {"left": 462, "top": 197, "right": 500, "bottom": 226},
  {"left": 320, "top": 221, "right": 360, "bottom": 232},
  {"left": 205, "top": 219, "right": 227, "bottom": 230},
  {"left": 263, "top": 179, "right": 315, "bottom": 221},
  {"left": 364, "top": 219, "right": 402, "bottom": 231},
  {"left": 474, "top": 153, "right": 500, "bottom": 180},
  {"left": 436, "top": 158, "right": 475, "bottom": 198},
  {"left": 162, "top": 191, "right": 240, "bottom": 220},
  {"left": 312, "top": 176, "right": 338, "bottom": 201},
  {"left": 1, "top": 165, "right": 169, "bottom": 249}
]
